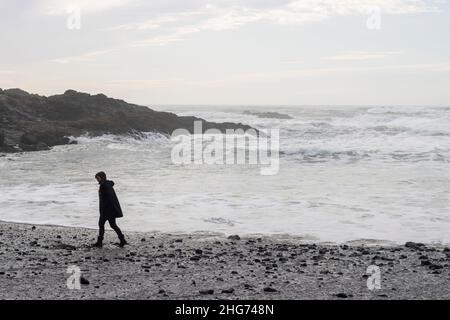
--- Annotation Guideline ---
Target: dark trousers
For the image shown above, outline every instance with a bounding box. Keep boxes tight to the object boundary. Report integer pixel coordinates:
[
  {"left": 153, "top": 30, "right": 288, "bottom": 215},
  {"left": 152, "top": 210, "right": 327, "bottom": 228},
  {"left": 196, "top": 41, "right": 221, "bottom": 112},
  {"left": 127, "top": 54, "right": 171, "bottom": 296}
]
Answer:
[{"left": 98, "top": 216, "right": 124, "bottom": 240}]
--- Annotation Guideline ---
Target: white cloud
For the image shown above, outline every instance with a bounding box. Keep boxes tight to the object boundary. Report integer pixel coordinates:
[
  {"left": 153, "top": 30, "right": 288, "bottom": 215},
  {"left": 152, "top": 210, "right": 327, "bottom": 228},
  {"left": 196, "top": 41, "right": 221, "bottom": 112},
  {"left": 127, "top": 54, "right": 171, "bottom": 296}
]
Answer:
[
  {"left": 51, "top": 49, "right": 112, "bottom": 64},
  {"left": 104, "top": 0, "right": 439, "bottom": 47},
  {"left": 101, "top": 62, "right": 450, "bottom": 91},
  {"left": 326, "top": 51, "right": 403, "bottom": 61},
  {"left": 131, "top": 35, "right": 185, "bottom": 47},
  {"left": 105, "top": 16, "right": 180, "bottom": 32},
  {"left": 197, "top": 62, "right": 450, "bottom": 86},
  {"left": 42, "top": 0, "right": 135, "bottom": 15}
]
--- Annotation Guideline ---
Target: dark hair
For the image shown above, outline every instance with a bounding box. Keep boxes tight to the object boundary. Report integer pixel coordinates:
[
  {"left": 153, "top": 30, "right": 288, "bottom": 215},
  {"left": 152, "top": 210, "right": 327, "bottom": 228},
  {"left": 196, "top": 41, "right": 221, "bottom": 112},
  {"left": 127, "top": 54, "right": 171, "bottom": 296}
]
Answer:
[{"left": 95, "top": 171, "right": 107, "bottom": 180}]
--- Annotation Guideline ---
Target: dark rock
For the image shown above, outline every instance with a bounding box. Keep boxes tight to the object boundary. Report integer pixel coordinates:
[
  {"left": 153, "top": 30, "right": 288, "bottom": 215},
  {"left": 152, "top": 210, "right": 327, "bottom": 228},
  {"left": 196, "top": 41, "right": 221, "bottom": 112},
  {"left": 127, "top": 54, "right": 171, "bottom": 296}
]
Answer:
[
  {"left": 421, "top": 260, "right": 431, "bottom": 266},
  {"left": 243, "top": 111, "right": 293, "bottom": 119},
  {"left": 20, "top": 133, "right": 39, "bottom": 145},
  {"left": 199, "top": 289, "right": 214, "bottom": 295},
  {"left": 221, "top": 288, "right": 235, "bottom": 294},
  {"left": 80, "top": 277, "right": 90, "bottom": 285},
  {"left": 18, "top": 143, "right": 36, "bottom": 152},
  {"left": 35, "top": 142, "right": 50, "bottom": 151},
  {"left": 195, "top": 249, "right": 203, "bottom": 255},
  {"left": 405, "top": 242, "right": 425, "bottom": 250},
  {"left": 53, "top": 243, "right": 77, "bottom": 251},
  {"left": 335, "top": 293, "right": 348, "bottom": 298},
  {"left": 263, "top": 287, "right": 277, "bottom": 292},
  {"left": 228, "top": 235, "right": 241, "bottom": 241}
]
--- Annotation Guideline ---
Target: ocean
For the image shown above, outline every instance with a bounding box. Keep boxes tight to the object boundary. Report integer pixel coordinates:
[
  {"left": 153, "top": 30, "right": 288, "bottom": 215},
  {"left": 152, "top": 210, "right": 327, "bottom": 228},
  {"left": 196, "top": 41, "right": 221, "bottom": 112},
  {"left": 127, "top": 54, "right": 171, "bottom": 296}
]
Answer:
[{"left": 1, "top": 105, "right": 449, "bottom": 245}]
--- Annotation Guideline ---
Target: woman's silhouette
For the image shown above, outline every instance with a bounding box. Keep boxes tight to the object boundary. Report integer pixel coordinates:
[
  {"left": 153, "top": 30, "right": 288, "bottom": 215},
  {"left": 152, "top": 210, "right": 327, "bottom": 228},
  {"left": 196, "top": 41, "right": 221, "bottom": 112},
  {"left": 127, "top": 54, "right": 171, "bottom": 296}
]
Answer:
[{"left": 93, "top": 172, "right": 127, "bottom": 248}]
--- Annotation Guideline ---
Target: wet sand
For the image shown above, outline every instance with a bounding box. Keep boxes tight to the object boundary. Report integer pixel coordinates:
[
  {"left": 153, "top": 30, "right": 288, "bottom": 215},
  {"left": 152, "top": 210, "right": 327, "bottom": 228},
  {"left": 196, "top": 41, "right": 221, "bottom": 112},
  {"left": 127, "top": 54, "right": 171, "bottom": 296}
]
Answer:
[{"left": 0, "top": 221, "right": 449, "bottom": 300}]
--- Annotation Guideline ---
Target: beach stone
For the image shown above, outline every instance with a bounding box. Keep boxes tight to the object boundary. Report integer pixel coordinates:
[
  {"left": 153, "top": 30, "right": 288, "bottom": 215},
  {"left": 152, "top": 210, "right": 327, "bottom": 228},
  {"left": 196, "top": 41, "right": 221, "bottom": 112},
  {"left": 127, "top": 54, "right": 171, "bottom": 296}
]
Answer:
[
  {"left": 228, "top": 235, "right": 241, "bottom": 241},
  {"left": 263, "top": 287, "right": 277, "bottom": 292},
  {"left": 421, "top": 260, "right": 431, "bottom": 266},
  {"left": 336, "top": 293, "right": 348, "bottom": 298},
  {"left": 54, "top": 243, "right": 76, "bottom": 251},
  {"left": 199, "top": 289, "right": 214, "bottom": 295},
  {"left": 35, "top": 142, "right": 50, "bottom": 151},
  {"left": 405, "top": 242, "right": 425, "bottom": 250},
  {"left": 80, "top": 277, "right": 90, "bottom": 285},
  {"left": 221, "top": 288, "right": 235, "bottom": 294}
]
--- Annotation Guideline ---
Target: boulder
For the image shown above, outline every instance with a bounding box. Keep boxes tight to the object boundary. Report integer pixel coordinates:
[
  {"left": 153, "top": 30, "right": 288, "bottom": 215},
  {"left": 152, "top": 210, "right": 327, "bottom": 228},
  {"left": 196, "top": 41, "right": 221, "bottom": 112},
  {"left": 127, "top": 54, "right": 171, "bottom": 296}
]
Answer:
[
  {"left": 18, "top": 143, "right": 37, "bottom": 152},
  {"left": 20, "top": 133, "right": 39, "bottom": 145},
  {"left": 36, "top": 142, "right": 50, "bottom": 151},
  {"left": 405, "top": 242, "right": 425, "bottom": 250}
]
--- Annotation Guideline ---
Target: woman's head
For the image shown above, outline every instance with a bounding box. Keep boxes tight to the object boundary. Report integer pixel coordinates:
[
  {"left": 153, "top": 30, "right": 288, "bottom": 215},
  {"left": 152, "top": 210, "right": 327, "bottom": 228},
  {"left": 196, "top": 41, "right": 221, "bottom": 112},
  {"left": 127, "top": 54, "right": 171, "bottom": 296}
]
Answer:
[{"left": 95, "top": 171, "right": 107, "bottom": 183}]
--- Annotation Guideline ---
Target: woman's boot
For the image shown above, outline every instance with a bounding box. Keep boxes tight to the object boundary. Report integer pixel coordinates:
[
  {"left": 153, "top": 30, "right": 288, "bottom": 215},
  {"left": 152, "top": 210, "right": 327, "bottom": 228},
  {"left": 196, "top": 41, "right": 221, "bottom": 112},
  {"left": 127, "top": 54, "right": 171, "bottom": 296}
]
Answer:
[{"left": 92, "top": 236, "right": 103, "bottom": 248}]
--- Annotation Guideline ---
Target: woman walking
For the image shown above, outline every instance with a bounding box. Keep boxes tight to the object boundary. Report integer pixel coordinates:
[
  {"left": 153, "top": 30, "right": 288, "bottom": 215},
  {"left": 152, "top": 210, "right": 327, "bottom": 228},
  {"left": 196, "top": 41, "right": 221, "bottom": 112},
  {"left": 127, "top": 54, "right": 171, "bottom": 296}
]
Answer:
[{"left": 93, "top": 172, "right": 127, "bottom": 248}]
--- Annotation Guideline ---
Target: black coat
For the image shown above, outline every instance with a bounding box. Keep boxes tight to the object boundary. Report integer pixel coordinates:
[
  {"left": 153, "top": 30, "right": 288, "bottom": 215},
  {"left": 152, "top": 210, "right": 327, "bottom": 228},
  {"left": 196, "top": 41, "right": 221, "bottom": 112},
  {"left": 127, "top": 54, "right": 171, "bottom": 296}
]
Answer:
[{"left": 99, "top": 180, "right": 123, "bottom": 218}]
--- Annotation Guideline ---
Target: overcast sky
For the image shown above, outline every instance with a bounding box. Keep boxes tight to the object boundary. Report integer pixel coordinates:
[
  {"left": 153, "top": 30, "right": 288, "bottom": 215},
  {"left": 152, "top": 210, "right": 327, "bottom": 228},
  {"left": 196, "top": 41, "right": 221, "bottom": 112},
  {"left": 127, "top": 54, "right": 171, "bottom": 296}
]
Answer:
[{"left": 0, "top": 0, "right": 449, "bottom": 106}]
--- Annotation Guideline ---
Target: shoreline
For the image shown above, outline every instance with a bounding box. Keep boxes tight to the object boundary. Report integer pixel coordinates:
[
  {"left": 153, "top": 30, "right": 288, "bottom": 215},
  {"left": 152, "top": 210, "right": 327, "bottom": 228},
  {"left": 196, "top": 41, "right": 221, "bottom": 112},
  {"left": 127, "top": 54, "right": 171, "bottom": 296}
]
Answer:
[
  {"left": 1, "top": 219, "right": 442, "bottom": 248},
  {"left": 0, "top": 221, "right": 449, "bottom": 300}
]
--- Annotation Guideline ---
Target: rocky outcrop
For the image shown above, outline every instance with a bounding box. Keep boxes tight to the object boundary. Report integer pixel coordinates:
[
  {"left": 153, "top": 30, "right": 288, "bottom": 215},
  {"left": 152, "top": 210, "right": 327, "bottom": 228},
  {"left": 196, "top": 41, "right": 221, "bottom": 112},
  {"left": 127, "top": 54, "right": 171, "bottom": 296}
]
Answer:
[
  {"left": 0, "top": 88, "right": 253, "bottom": 153},
  {"left": 243, "top": 111, "right": 293, "bottom": 119}
]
